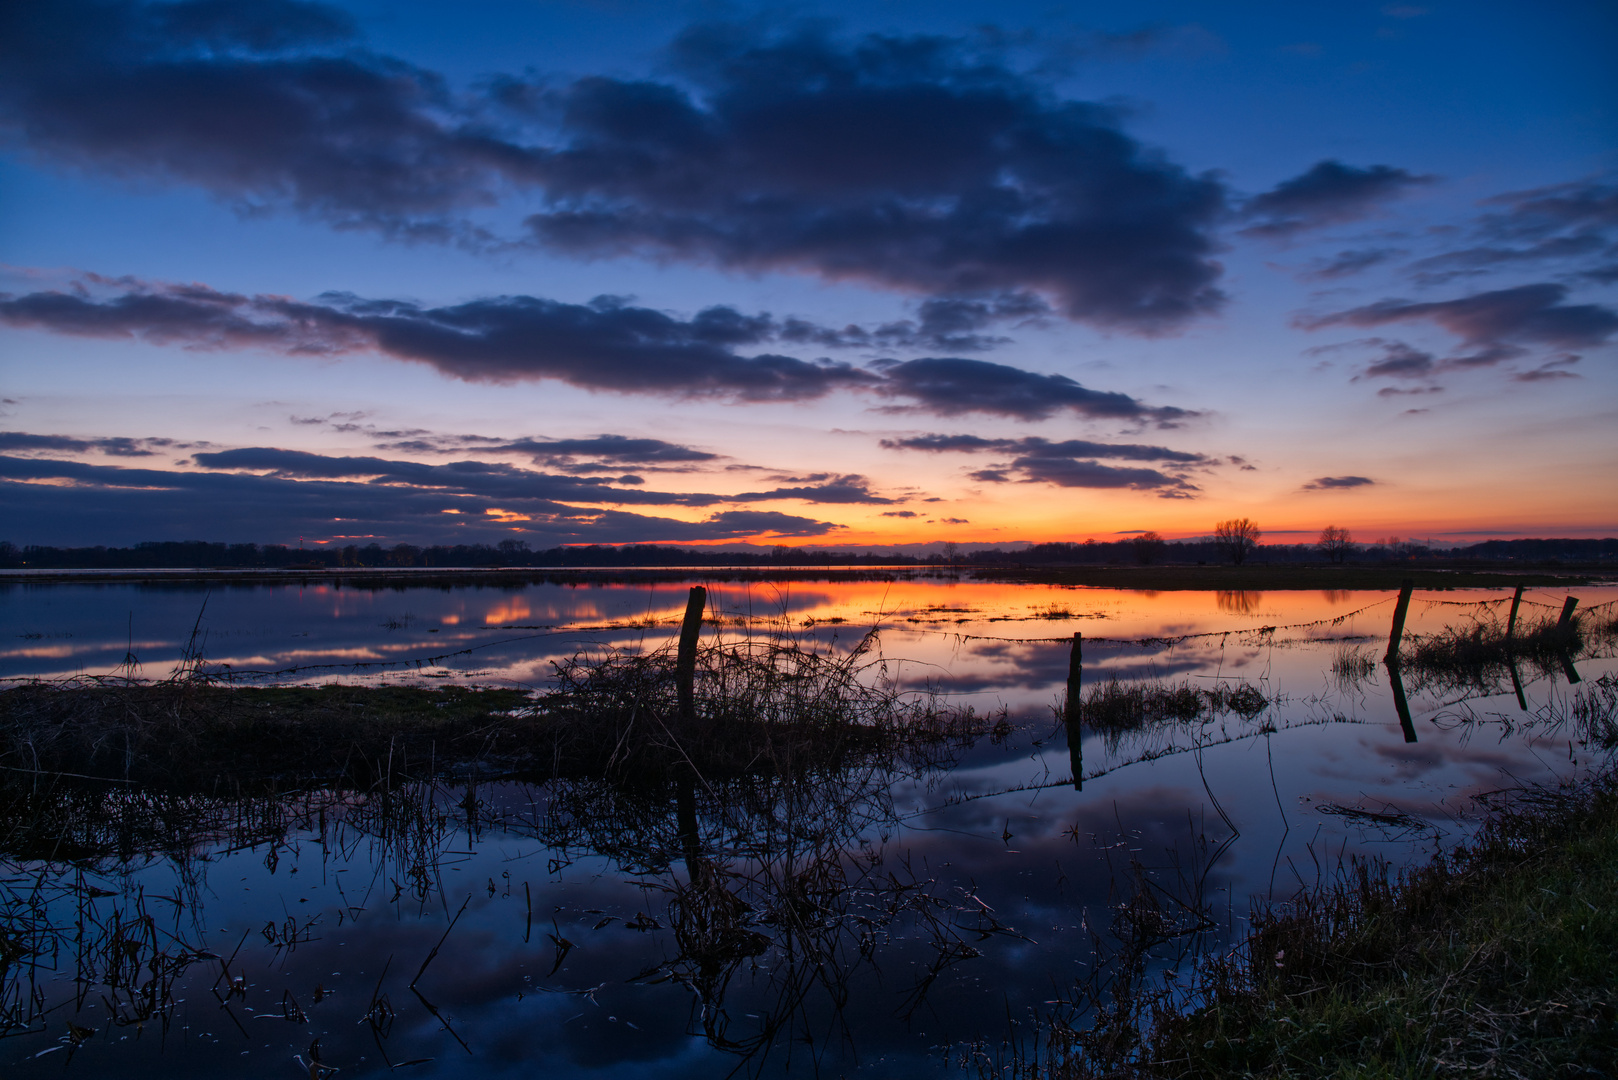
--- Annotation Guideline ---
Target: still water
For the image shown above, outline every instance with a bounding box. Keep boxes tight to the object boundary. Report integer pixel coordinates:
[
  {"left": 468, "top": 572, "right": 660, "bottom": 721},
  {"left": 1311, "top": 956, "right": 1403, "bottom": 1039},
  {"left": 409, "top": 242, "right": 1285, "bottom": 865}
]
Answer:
[{"left": 3, "top": 574, "right": 1614, "bottom": 1076}]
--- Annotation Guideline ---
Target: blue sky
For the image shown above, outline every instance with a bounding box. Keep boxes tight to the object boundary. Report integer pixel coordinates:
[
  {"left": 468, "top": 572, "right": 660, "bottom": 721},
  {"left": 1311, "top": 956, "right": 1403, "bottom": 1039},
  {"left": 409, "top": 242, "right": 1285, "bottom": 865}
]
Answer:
[{"left": 1, "top": 0, "right": 1614, "bottom": 549}]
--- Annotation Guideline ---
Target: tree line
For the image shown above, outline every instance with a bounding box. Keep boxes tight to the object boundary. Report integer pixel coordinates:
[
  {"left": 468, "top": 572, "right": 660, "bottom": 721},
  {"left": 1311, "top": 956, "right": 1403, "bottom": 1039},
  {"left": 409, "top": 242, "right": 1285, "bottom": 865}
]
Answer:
[{"left": 1, "top": 533, "right": 1613, "bottom": 571}]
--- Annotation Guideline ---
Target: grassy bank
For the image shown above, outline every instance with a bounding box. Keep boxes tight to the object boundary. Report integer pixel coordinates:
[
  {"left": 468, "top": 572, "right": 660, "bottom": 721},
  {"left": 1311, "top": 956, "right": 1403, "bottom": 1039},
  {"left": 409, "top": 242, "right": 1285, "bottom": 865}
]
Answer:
[{"left": 1037, "top": 734, "right": 1618, "bottom": 1079}]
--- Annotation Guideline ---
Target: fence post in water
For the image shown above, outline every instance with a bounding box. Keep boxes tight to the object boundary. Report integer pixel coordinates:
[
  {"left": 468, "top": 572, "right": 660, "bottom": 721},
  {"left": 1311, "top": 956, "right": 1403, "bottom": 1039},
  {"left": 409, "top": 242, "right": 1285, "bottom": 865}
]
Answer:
[
  {"left": 1506, "top": 584, "right": 1525, "bottom": 640},
  {"left": 1557, "top": 595, "right": 1580, "bottom": 629},
  {"left": 1387, "top": 661, "right": 1418, "bottom": 743},
  {"left": 1508, "top": 661, "right": 1528, "bottom": 711},
  {"left": 676, "top": 586, "right": 707, "bottom": 725},
  {"left": 1385, "top": 579, "right": 1415, "bottom": 663},
  {"left": 1066, "top": 632, "right": 1082, "bottom": 790}
]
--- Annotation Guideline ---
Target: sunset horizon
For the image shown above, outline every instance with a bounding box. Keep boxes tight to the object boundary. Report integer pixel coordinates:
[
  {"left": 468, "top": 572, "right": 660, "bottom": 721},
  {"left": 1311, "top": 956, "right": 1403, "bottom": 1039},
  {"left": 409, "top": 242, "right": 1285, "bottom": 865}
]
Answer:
[{"left": 3, "top": 1, "right": 1614, "bottom": 551}]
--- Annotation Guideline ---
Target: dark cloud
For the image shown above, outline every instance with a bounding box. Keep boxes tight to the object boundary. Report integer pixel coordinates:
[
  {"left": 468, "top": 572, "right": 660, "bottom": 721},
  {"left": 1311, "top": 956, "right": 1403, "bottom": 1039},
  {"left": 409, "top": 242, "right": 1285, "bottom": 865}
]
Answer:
[
  {"left": 189, "top": 446, "right": 713, "bottom": 505},
  {"left": 970, "top": 455, "right": 1196, "bottom": 494},
  {"left": 1410, "top": 175, "right": 1618, "bottom": 282},
  {"left": 0, "top": 282, "right": 873, "bottom": 401},
  {"left": 0, "top": 453, "right": 843, "bottom": 546},
  {"left": 1242, "top": 160, "right": 1433, "bottom": 238},
  {"left": 1302, "top": 475, "right": 1376, "bottom": 490},
  {"left": 0, "top": 279, "right": 1191, "bottom": 418},
  {"left": 1300, "top": 247, "right": 1405, "bottom": 280},
  {"left": 493, "top": 435, "right": 718, "bottom": 468},
  {"left": 881, "top": 433, "right": 1205, "bottom": 462},
  {"left": 1359, "top": 341, "right": 1438, "bottom": 379},
  {"left": 728, "top": 474, "right": 896, "bottom": 505},
  {"left": 528, "top": 23, "right": 1228, "bottom": 328},
  {"left": 870, "top": 358, "right": 1190, "bottom": 422},
  {"left": 0, "top": 0, "right": 528, "bottom": 241},
  {"left": 889, "top": 431, "right": 1202, "bottom": 494},
  {"left": 1514, "top": 366, "right": 1579, "bottom": 382},
  {"left": 880, "top": 510, "right": 919, "bottom": 518},
  {"left": 0, "top": 430, "right": 167, "bottom": 456},
  {"left": 779, "top": 292, "right": 1049, "bottom": 352},
  {"left": 1303, "top": 283, "right": 1618, "bottom": 355},
  {"left": 187, "top": 446, "right": 885, "bottom": 507},
  {"left": 0, "top": 5, "right": 1229, "bottom": 328}
]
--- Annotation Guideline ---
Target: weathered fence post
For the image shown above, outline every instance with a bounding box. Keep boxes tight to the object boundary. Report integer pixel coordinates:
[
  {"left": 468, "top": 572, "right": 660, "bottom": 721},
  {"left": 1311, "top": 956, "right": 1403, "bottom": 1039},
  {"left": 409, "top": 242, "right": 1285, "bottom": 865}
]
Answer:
[
  {"left": 676, "top": 585, "right": 707, "bottom": 724},
  {"left": 1066, "top": 632, "right": 1082, "bottom": 790},
  {"left": 1555, "top": 596, "right": 1582, "bottom": 685},
  {"left": 1559, "top": 653, "right": 1583, "bottom": 686},
  {"left": 1557, "top": 595, "right": 1580, "bottom": 629},
  {"left": 1385, "top": 579, "right": 1415, "bottom": 663},
  {"left": 1508, "top": 660, "right": 1528, "bottom": 711},
  {"left": 1387, "top": 661, "right": 1417, "bottom": 744},
  {"left": 1505, "top": 584, "right": 1525, "bottom": 640}
]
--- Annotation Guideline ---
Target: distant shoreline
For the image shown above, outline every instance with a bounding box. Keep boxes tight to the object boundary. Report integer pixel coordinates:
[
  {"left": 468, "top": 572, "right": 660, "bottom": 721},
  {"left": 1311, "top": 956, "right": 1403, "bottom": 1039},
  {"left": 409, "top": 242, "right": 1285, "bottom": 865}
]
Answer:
[{"left": 2, "top": 563, "right": 1610, "bottom": 590}]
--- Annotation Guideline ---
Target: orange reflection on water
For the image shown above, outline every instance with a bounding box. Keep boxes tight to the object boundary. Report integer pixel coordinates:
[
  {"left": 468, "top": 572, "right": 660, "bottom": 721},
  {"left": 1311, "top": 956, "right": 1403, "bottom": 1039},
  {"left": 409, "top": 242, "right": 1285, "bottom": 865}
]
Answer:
[
  {"left": 484, "top": 598, "right": 532, "bottom": 625},
  {"left": 1216, "top": 590, "right": 1265, "bottom": 615}
]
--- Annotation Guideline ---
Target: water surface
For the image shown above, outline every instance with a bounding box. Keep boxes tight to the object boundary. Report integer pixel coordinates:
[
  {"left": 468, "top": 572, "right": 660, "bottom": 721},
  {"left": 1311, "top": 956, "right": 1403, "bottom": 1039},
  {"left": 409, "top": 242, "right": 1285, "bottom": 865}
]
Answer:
[{"left": 3, "top": 575, "right": 1613, "bottom": 1076}]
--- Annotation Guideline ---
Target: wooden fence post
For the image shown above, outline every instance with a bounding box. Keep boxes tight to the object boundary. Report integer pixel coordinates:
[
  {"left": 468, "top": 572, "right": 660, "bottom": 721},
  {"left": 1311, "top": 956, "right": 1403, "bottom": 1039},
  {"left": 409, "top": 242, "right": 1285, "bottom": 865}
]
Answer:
[
  {"left": 1557, "top": 595, "right": 1580, "bottom": 629},
  {"left": 1387, "top": 661, "right": 1417, "bottom": 744},
  {"left": 1508, "top": 661, "right": 1527, "bottom": 711},
  {"left": 1066, "top": 632, "right": 1082, "bottom": 790},
  {"left": 1505, "top": 584, "right": 1525, "bottom": 640},
  {"left": 1385, "top": 579, "right": 1415, "bottom": 663},
  {"left": 676, "top": 585, "right": 707, "bottom": 724}
]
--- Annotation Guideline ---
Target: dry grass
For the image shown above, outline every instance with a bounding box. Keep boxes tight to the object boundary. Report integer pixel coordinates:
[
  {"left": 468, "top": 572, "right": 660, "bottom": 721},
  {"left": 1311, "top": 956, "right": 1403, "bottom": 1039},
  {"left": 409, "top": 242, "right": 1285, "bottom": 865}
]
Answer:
[
  {"left": 1079, "top": 677, "right": 1269, "bottom": 734},
  {"left": 0, "top": 630, "right": 985, "bottom": 791}
]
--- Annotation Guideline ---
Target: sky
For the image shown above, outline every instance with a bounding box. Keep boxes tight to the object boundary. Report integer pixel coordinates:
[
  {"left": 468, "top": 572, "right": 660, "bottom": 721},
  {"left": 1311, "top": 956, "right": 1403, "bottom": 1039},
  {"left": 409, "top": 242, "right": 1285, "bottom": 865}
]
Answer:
[{"left": 0, "top": 0, "right": 1614, "bottom": 552}]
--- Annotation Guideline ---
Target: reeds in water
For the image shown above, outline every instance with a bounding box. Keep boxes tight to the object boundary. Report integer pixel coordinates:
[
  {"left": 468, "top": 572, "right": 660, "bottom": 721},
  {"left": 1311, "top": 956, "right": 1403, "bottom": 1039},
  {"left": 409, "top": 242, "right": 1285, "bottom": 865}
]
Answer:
[{"left": 1079, "top": 677, "right": 1268, "bottom": 733}]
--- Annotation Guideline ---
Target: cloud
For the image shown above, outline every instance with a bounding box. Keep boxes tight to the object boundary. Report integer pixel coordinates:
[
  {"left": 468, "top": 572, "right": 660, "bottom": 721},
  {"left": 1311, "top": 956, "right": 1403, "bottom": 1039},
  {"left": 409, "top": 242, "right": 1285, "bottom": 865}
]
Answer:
[
  {"left": 0, "top": 277, "right": 1191, "bottom": 418},
  {"left": 1359, "top": 341, "right": 1438, "bottom": 379},
  {"left": 1302, "top": 475, "right": 1376, "bottom": 490},
  {"left": 881, "top": 433, "right": 1205, "bottom": 462},
  {"left": 1302, "top": 283, "right": 1618, "bottom": 355},
  {"left": 0, "top": 6, "right": 1229, "bottom": 329},
  {"left": 728, "top": 474, "right": 896, "bottom": 504},
  {"left": 0, "top": 281, "right": 873, "bottom": 401},
  {"left": 869, "top": 358, "right": 1191, "bottom": 422},
  {"left": 1242, "top": 160, "right": 1433, "bottom": 238},
  {"left": 0, "top": 453, "right": 844, "bottom": 546},
  {"left": 880, "top": 510, "right": 919, "bottom": 518},
  {"left": 977, "top": 456, "right": 1198, "bottom": 494},
  {"left": 0, "top": 430, "right": 176, "bottom": 456},
  {"left": 189, "top": 446, "right": 716, "bottom": 505},
  {"left": 490, "top": 435, "right": 719, "bottom": 468},
  {"left": 527, "top": 23, "right": 1228, "bottom": 329},
  {"left": 1300, "top": 247, "right": 1405, "bottom": 280},
  {"left": 1410, "top": 175, "right": 1618, "bottom": 282},
  {"left": 886, "top": 431, "right": 1204, "bottom": 493},
  {"left": 0, "top": 0, "right": 521, "bottom": 241},
  {"left": 779, "top": 292, "right": 1050, "bottom": 352}
]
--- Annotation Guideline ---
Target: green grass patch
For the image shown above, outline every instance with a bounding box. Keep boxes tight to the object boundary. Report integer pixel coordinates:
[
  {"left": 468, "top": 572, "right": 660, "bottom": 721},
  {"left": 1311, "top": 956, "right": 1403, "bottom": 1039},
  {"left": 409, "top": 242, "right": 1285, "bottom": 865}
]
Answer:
[{"left": 1034, "top": 751, "right": 1618, "bottom": 1078}]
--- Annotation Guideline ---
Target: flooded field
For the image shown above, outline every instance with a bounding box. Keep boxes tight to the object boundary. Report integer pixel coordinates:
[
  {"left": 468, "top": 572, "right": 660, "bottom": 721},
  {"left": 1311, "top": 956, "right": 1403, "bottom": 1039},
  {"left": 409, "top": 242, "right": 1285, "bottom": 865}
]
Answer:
[{"left": 3, "top": 574, "right": 1615, "bottom": 1077}]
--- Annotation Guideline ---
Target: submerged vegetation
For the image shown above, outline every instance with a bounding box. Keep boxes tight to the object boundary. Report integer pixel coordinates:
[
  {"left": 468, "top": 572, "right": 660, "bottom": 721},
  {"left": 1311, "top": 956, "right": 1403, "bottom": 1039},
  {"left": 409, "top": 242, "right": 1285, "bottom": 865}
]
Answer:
[
  {"left": 1080, "top": 677, "right": 1269, "bottom": 732},
  {"left": 1397, "top": 603, "right": 1618, "bottom": 698},
  {"left": 0, "top": 628, "right": 985, "bottom": 790}
]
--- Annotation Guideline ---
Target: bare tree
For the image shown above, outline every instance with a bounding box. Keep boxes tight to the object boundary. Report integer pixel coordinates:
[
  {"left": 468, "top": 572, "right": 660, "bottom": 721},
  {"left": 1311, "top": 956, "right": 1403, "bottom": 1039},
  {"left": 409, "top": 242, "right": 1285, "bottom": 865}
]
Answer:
[
  {"left": 1213, "top": 518, "right": 1262, "bottom": 565},
  {"left": 1316, "top": 525, "right": 1353, "bottom": 564},
  {"left": 1131, "top": 530, "right": 1167, "bottom": 565}
]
